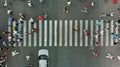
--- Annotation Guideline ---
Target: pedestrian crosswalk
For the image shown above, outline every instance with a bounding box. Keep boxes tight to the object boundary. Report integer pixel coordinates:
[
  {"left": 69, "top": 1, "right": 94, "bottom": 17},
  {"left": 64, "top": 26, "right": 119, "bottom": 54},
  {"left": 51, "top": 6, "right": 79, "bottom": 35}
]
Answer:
[{"left": 8, "top": 20, "right": 119, "bottom": 47}]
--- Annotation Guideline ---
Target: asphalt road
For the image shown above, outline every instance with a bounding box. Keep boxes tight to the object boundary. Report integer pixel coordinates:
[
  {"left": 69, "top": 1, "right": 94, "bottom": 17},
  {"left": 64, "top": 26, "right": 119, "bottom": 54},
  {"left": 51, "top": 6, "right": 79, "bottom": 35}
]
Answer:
[
  {"left": 7, "top": 46, "right": 120, "bottom": 67},
  {"left": 0, "top": 0, "right": 120, "bottom": 67}
]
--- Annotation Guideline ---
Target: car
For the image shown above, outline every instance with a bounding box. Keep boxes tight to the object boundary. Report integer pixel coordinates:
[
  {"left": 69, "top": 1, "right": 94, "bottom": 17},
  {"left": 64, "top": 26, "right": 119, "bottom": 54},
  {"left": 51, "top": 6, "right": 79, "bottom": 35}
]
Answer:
[{"left": 38, "top": 49, "right": 49, "bottom": 67}]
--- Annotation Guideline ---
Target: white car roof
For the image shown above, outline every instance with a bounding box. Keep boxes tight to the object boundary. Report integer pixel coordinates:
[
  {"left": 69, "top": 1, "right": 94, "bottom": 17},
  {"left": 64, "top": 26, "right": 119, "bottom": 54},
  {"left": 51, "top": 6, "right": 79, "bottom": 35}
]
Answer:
[
  {"left": 38, "top": 49, "right": 49, "bottom": 56},
  {"left": 39, "top": 60, "right": 47, "bottom": 67}
]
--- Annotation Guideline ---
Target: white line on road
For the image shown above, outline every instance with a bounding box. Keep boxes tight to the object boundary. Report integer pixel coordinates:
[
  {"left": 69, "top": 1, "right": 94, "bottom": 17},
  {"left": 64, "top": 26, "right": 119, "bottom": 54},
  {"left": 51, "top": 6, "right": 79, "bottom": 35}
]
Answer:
[
  {"left": 80, "top": 20, "right": 83, "bottom": 46},
  {"left": 64, "top": 20, "right": 68, "bottom": 46},
  {"left": 54, "top": 20, "right": 58, "bottom": 46},
  {"left": 49, "top": 20, "right": 52, "bottom": 46},
  {"left": 28, "top": 20, "right": 32, "bottom": 47},
  {"left": 69, "top": 20, "right": 73, "bottom": 46},
  {"left": 74, "top": 20, "right": 78, "bottom": 46},
  {"left": 44, "top": 20, "right": 47, "bottom": 46},
  {"left": 12, "top": 21, "right": 16, "bottom": 47},
  {"left": 23, "top": 21, "right": 27, "bottom": 47},
  {"left": 39, "top": 21, "right": 42, "bottom": 46},
  {"left": 33, "top": 21, "right": 37, "bottom": 47},
  {"left": 85, "top": 20, "right": 88, "bottom": 46},
  {"left": 100, "top": 20, "right": 104, "bottom": 46},
  {"left": 110, "top": 20, "right": 114, "bottom": 46},
  {"left": 90, "top": 20, "right": 94, "bottom": 46},
  {"left": 59, "top": 20, "right": 63, "bottom": 46},
  {"left": 105, "top": 21, "right": 109, "bottom": 46}
]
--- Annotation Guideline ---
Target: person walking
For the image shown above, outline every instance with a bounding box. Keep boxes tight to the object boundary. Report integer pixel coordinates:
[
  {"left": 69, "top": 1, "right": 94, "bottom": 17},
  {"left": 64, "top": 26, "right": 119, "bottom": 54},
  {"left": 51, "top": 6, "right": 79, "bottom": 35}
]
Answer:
[
  {"left": 63, "top": 6, "right": 68, "bottom": 13},
  {"left": 65, "top": 0, "right": 71, "bottom": 6},
  {"left": 74, "top": 26, "right": 79, "bottom": 31},
  {"left": 92, "top": 51, "right": 99, "bottom": 57},
  {"left": 106, "top": 53, "right": 115, "bottom": 60}
]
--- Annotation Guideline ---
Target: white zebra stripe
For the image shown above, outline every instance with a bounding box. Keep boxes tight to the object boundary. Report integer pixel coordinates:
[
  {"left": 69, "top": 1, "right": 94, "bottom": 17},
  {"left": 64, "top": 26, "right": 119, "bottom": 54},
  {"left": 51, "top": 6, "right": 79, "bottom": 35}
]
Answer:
[
  {"left": 80, "top": 20, "right": 83, "bottom": 46},
  {"left": 95, "top": 20, "right": 99, "bottom": 43},
  {"left": 105, "top": 21, "right": 109, "bottom": 46},
  {"left": 44, "top": 20, "right": 47, "bottom": 46},
  {"left": 90, "top": 20, "right": 94, "bottom": 46},
  {"left": 28, "top": 19, "right": 32, "bottom": 47},
  {"left": 23, "top": 21, "right": 27, "bottom": 47},
  {"left": 69, "top": 20, "right": 73, "bottom": 46},
  {"left": 74, "top": 20, "right": 78, "bottom": 46},
  {"left": 39, "top": 21, "right": 42, "bottom": 46},
  {"left": 49, "top": 20, "right": 52, "bottom": 46},
  {"left": 33, "top": 21, "right": 37, "bottom": 47},
  {"left": 12, "top": 21, "right": 16, "bottom": 47},
  {"left": 54, "top": 20, "right": 58, "bottom": 46},
  {"left": 110, "top": 20, "right": 114, "bottom": 46},
  {"left": 8, "top": 21, "right": 11, "bottom": 32},
  {"left": 64, "top": 20, "right": 68, "bottom": 46},
  {"left": 59, "top": 20, "right": 63, "bottom": 46},
  {"left": 115, "top": 21, "right": 119, "bottom": 43},
  {"left": 85, "top": 20, "right": 88, "bottom": 46},
  {"left": 100, "top": 20, "right": 104, "bottom": 46}
]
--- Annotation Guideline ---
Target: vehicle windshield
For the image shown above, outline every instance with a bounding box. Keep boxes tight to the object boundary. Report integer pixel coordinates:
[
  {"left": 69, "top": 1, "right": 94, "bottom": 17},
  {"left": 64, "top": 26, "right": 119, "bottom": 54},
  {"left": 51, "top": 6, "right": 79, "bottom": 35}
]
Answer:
[{"left": 39, "top": 55, "right": 48, "bottom": 60}]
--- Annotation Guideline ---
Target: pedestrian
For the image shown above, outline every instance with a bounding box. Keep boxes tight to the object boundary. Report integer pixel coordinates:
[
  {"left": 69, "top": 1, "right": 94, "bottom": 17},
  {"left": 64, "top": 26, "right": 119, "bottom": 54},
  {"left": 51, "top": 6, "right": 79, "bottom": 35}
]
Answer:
[
  {"left": 63, "top": 6, "right": 68, "bottom": 13},
  {"left": 65, "top": 0, "right": 71, "bottom": 6},
  {"left": 7, "top": 9, "right": 13, "bottom": 15},
  {"left": 85, "top": 31, "right": 89, "bottom": 36},
  {"left": 100, "top": 30, "right": 104, "bottom": 35},
  {"left": 111, "top": 33, "right": 118, "bottom": 38},
  {"left": 88, "top": 2, "right": 95, "bottom": 7},
  {"left": 25, "top": 32, "right": 31, "bottom": 35},
  {"left": 92, "top": 51, "right": 99, "bottom": 57},
  {"left": 81, "top": 7, "right": 88, "bottom": 14},
  {"left": 25, "top": 55, "right": 31, "bottom": 60},
  {"left": 116, "top": 56, "right": 120, "bottom": 60},
  {"left": 32, "top": 28, "right": 38, "bottom": 32},
  {"left": 3, "top": 0, "right": 9, "bottom": 7},
  {"left": 95, "top": 41, "right": 100, "bottom": 46},
  {"left": 17, "top": 37, "right": 23, "bottom": 42},
  {"left": 97, "top": 21, "right": 101, "bottom": 27},
  {"left": 106, "top": 53, "right": 115, "bottom": 60},
  {"left": 74, "top": 26, "right": 79, "bottom": 31},
  {"left": 37, "top": 16, "right": 43, "bottom": 21},
  {"left": 27, "top": 0, "right": 33, "bottom": 7}
]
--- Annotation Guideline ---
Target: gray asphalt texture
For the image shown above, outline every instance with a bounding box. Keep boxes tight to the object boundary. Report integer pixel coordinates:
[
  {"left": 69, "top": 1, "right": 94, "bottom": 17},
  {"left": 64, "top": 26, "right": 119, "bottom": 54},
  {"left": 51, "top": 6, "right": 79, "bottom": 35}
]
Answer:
[{"left": 0, "top": 0, "right": 120, "bottom": 67}]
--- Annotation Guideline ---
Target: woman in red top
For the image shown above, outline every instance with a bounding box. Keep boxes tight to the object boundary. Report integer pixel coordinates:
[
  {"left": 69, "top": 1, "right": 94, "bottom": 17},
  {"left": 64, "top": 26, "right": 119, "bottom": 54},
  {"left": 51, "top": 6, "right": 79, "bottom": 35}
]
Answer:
[{"left": 93, "top": 51, "right": 99, "bottom": 57}]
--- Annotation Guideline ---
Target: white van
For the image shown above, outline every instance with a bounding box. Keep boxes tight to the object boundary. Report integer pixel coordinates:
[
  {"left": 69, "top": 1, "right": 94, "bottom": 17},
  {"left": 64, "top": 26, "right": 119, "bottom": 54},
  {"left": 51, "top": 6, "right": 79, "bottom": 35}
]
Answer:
[{"left": 38, "top": 49, "right": 49, "bottom": 67}]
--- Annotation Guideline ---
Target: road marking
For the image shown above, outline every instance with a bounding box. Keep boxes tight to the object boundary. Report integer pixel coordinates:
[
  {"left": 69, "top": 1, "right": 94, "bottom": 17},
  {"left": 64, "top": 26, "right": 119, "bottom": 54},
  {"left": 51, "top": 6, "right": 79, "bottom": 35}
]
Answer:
[
  {"left": 80, "top": 20, "right": 83, "bottom": 46},
  {"left": 44, "top": 20, "right": 47, "bottom": 46},
  {"left": 105, "top": 21, "right": 109, "bottom": 46},
  {"left": 8, "top": 21, "right": 11, "bottom": 32},
  {"left": 110, "top": 20, "right": 114, "bottom": 46},
  {"left": 28, "top": 19, "right": 32, "bottom": 47},
  {"left": 85, "top": 20, "right": 88, "bottom": 46},
  {"left": 95, "top": 20, "right": 99, "bottom": 45},
  {"left": 90, "top": 20, "right": 94, "bottom": 46},
  {"left": 115, "top": 21, "right": 118, "bottom": 43},
  {"left": 33, "top": 21, "right": 37, "bottom": 47},
  {"left": 54, "top": 20, "right": 58, "bottom": 46},
  {"left": 49, "top": 20, "right": 52, "bottom": 46},
  {"left": 64, "top": 20, "right": 68, "bottom": 46},
  {"left": 59, "top": 20, "right": 62, "bottom": 46},
  {"left": 100, "top": 20, "right": 104, "bottom": 46},
  {"left": 69, "top": 20, "right": 73, "bottom": 46},
  {"left": 39, "top": 21, "right": 42, "bottom": 46},
  {"left": 74, "top": 20, "right": 78, "bottom": 46},
  {"left": 12, "top": 21, "right": 16, "bottom": 47},
  {"left": 23, "top": 21, "right": 27, "bottom": 47}
]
